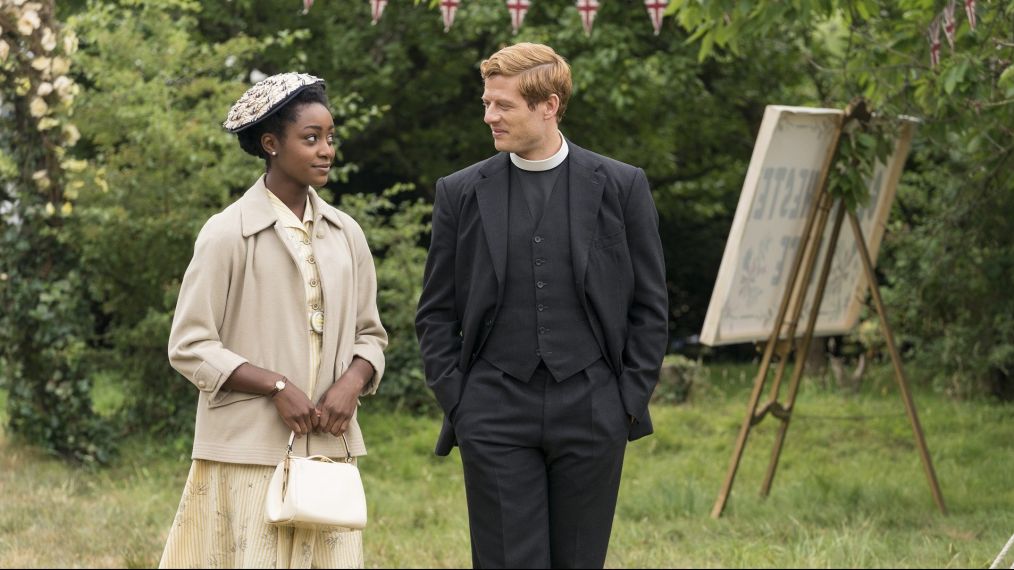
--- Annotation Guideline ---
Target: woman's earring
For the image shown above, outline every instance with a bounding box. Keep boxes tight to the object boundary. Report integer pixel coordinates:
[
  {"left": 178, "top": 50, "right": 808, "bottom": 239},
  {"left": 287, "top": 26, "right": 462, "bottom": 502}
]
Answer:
[{"left": 271, "top": 151, "right": 277, "bottom": 156}]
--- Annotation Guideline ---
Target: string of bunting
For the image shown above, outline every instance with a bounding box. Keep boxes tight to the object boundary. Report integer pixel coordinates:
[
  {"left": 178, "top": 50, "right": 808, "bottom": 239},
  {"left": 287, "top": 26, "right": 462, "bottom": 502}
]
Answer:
[
  {"left": 301, "top": 0, "right": 669, "bottom": 35},
  {"left": 927, "top": 0, "right": 977, "bottom": 68}
]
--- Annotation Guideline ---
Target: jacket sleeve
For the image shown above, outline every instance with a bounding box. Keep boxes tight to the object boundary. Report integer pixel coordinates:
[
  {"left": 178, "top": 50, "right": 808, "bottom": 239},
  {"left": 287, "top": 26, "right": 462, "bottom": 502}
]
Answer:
[
  {"left": 619, "top": 168, "right": 669, "bottom": 423},
  {"left": 348, "top": 219, "right": 388, "bottom": 396},
  {"left": 415, "top": 177, "right": 465, "bottom": 415},
  {"left": 167, "top": 216, "right": 249, "bottom": 404}
]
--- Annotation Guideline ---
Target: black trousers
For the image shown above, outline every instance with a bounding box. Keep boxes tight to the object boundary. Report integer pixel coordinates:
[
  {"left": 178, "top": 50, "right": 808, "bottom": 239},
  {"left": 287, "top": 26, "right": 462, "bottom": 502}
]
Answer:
[{"left": 453, "top": 357, "right": 629, "bottom": 569}]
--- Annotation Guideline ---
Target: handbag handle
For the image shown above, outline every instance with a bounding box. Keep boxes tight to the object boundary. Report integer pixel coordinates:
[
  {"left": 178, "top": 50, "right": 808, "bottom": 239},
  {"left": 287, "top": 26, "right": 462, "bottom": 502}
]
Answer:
[{"left": 285, "top": 430, "right": 354, "bottom": 463}]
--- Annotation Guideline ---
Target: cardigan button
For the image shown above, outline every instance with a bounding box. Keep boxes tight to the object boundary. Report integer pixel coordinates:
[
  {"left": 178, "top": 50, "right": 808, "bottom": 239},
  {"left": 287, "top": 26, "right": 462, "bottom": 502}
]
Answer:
[{"left": 198, "top": 380, "right": 206, "bottom": 389}]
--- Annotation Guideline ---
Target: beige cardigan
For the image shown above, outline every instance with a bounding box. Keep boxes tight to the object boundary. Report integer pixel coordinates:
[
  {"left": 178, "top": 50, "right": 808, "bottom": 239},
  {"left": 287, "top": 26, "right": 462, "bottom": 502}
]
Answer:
[{"left": 168, "top": 177, "right": 387, "bottom": 465}]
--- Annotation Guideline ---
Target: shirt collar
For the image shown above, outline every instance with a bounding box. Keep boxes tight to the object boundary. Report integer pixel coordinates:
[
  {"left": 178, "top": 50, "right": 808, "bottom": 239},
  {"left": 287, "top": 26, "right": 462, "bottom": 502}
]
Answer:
[{"left": 264, "top": 187, "right": 313, "bottom": 230}]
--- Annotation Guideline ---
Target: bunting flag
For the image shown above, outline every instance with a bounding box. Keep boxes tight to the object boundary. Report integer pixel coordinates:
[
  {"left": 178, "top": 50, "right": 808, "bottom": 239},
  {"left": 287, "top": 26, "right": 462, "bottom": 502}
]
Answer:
[
  {"left": 370, "top": 0, "right": 388, "bottom": 25},
  {"left": 506, "top": 0, "right": 530, "bottom": 35},
  {"left": 928, "top": 15, "right": 942, "bottom": 68},
  {"left": 440, "top": 0, "right": 461, "bottom": 32},
  {"left": 964, "top": 0, "right": 976, "bottom": 30},
  {"left": 575, "top": 0, "right": 600, "bottom": 37},
  {"left": 644, "top": 0, "right": 668, "bottom": 36},
  {"left": 302, "top": 0, "right": 314, "bottom": 14},
  {"left": 942, "top": 1, "right": 956, "bottom": 50}
]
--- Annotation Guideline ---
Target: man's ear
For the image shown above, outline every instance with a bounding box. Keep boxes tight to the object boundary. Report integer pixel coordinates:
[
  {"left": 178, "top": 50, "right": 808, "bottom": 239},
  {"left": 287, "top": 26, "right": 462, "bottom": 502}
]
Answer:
[{"left": 544, "top": 94, "right": 561, "bottom": 121}]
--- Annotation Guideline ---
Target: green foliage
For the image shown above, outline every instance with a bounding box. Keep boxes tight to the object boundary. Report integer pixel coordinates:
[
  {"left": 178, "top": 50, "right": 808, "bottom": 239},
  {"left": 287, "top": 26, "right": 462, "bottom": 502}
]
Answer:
[
  {"left": 828, "top": 108, "right": 897, "bottom": 211},
  {"left": 64, "top": 0, "right": 271, "bottom": 434},
  {"left": 670, "top": 1, "right": 1014, "bottom": 398},
  {"left": 336, "top": 184, "right": 435, "bottom": 412},
  {"left": 0, "top": 0, "right": 113, "bottom": 463}
]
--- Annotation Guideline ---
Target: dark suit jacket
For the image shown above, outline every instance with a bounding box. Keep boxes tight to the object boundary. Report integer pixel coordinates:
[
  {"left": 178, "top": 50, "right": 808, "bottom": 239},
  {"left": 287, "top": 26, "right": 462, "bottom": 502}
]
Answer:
[{"left": 416, "top": 141, "right": 669, "bottom": 456}]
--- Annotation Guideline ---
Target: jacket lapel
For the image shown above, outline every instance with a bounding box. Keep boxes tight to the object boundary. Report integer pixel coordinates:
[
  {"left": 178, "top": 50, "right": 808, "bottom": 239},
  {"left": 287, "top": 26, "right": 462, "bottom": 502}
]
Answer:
[
  {"left": 475, "top": 154, "right": 510, "bottom": 290},
  {"left": 239, "top": 177, "right": 279, "bottom": 238},
  {"left": 568, "top": 143, "right": 606, "bottom": 291}
]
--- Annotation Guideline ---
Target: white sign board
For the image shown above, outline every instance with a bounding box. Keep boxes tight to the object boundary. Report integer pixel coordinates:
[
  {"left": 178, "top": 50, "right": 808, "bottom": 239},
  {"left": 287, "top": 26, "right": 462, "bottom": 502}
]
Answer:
[{"left": 700, "top": 105, "right": 915, "bottom": 346}]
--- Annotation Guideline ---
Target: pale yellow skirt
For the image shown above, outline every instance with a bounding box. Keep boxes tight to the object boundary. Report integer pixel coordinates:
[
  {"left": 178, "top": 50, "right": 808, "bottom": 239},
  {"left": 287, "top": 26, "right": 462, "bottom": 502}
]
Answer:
[{"left": 159, "top": 459, "right": 363, "bottom": 569}]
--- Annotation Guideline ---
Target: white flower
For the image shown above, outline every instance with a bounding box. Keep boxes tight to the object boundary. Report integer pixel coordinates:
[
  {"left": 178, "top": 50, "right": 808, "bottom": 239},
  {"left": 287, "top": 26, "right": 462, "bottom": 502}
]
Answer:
[
  {"left": 65, "top": 183, "right": 80, "bottom": 200},
  {"left": 0, "top": 40, "right": 9, "bottom": 63},
  {"left": 30, "top": 56, "right": 51, "bottom": 72},
  {"left": 250, "top": 69, "right": 267, "bottom": 83},
  {"left": 60, "top": 202, "right": 73, "bottom": 216},
  {"left": 51, "top": 56, "right": 69, "bottom": 75},
  {"left": 41, "top": 27, "right": 57, "bottom": 52},
  {"left": 37, "top": 81, "right": 53, "bottom": 96},
  {"left": 61, "top": 158, "right": 88, "bottom": 172},
  {"left": 63, "top": 123, "right": 80, "bottom": 146},
  {"left": 53, "top": 75, "right": 73, "bottom": 97},
  {"left": 37, "top": 117, "right": 59, "bottom": 130},
  {"left": 34, "top": 170, "right": 52, "bottom": 191},
  {"left": 63, "top": 30, "right": 78, "bottom": 55},
  {"left": 17, "top": 10, "right": 41, "bottom": 36},
  {"left": 45, "top": 202, "right": 56, "bottom": 216},
  {"left": 29, "top": 97, "right": 48, "bottom": 117},
  {"left": 15, "top": 77, "right": 31, "bottom": 96}
]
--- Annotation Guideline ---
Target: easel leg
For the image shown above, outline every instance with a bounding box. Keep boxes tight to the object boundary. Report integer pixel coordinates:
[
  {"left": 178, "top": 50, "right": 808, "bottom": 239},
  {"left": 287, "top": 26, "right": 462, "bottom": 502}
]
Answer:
[
  {"left": 761, "top": 201, "right": 847, "bottom": 496},
  {"left": 847, "top": 211, "right": 947, "bottom": 514},
  {"left": 710, "top": 188, "right": 835, "bottom": 519}
]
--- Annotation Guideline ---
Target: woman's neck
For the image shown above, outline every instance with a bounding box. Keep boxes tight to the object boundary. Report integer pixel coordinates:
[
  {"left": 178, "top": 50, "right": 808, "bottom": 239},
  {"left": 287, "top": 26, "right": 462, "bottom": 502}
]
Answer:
[{"left": 264, "top": 171, "right": 309, "bottom": 219}]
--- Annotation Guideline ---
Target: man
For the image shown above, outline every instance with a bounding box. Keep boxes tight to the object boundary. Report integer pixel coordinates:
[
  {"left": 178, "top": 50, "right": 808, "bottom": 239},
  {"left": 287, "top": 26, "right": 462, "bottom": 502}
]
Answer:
[{"left": 415, "top": 42, "right": 668, "bottom": 569}]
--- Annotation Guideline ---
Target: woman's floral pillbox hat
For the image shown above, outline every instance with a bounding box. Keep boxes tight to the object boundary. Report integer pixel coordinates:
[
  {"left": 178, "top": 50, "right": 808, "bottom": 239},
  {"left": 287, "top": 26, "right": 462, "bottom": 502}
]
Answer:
[{"left": 223, "top": 72, "right": 325, "bottom": 133}]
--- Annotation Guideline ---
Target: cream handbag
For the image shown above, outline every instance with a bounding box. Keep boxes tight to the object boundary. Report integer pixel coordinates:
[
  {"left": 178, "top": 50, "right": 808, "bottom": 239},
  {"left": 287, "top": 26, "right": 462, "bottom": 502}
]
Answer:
[{"left": 265, "top": 431, "right": 367, "bottom": 529}]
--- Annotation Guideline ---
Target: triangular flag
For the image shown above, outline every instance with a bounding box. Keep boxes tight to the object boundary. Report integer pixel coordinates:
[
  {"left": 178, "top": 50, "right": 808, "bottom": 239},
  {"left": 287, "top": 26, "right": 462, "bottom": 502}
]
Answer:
[
  {"left": 964, "top": 0, "right": 976, "bottom": 30},
  {"left": 928, "top": 14, "right": 942, "bottom": 68},
  {"left": 575, "top": 0, "right": 599, "bottom": 37},
  {"left": 644, "top": 0, "right": 668, "bottom": 36},
  {"left": 302, "top": 0, "right": 313, "bottom": 15},
  {"left": 506, "top": 0, "right": 530, "bottom": 35},
  {"left": 942, "top": 1, "right": 956, "bottom": 50},
  {"left": 440, "top": 0, "right": 461, "bottom": 32},
  {"left": 370, "top": 0, "right": 388, "bottom": 25}
]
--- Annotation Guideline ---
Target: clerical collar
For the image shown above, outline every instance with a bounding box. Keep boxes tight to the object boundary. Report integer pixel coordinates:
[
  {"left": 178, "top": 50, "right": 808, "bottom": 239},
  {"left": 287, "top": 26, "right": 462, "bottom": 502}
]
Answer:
[{"left": 510, "top": 133, "right": 569, "bottom": 172}]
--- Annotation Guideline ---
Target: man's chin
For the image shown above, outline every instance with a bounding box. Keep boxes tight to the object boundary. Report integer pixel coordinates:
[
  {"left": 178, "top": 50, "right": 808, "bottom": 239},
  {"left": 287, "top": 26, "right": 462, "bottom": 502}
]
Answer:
[{"left": 492, "top": 139, "right": 513, "bottom": 153}]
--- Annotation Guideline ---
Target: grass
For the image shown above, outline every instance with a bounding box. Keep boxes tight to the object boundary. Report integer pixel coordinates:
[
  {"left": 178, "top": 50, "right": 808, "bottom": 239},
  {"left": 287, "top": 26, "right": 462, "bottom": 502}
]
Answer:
[{"left": 0, "top": 363, "right": 1012, "bottom": 568}]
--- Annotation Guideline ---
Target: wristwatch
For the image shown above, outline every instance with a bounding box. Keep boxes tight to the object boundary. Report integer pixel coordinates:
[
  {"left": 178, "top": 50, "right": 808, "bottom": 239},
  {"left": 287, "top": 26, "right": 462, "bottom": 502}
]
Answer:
[{"left": 269, "top": 377, "right": 288, "bottom": 398}]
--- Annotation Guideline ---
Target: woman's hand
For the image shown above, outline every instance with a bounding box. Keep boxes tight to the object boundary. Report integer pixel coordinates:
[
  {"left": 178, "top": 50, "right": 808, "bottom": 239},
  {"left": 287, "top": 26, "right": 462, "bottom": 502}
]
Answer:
[
  {"left": 316, "top": 357, "right": 373, "bottom": 436},
  {"left": 272, "top": 383, "right": 320, "bottom": 437},
  {"left": 222, "top": 363, "right": 319, "bottom": 437}
]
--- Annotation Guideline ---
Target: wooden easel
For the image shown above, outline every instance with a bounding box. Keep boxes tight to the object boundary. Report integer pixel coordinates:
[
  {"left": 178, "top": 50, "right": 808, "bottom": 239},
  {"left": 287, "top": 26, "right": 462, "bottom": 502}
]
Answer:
[{"left": 710, "top": 103, "right": 947, "bottom": 519}]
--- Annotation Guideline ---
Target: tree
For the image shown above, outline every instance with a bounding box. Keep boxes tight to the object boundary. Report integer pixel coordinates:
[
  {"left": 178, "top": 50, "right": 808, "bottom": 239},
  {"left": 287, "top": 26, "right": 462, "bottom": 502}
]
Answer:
[
  {"left": 0, "top": 0, "right": 112, "bottom": 462},
  {"left": 668, "top": 0, "right": 1014, "bottom": 397}
]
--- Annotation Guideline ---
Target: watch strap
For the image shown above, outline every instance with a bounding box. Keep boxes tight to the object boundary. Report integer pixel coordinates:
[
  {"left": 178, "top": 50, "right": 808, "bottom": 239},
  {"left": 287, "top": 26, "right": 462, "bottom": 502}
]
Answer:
[{"left": 269, "top": 377, "right": 287, "bottom": 398}]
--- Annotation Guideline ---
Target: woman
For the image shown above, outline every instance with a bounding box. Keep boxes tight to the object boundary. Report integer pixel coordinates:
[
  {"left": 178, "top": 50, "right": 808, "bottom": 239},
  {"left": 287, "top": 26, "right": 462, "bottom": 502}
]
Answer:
[{"left": 160, "top": 72, "right": 387, "bottom": 568}]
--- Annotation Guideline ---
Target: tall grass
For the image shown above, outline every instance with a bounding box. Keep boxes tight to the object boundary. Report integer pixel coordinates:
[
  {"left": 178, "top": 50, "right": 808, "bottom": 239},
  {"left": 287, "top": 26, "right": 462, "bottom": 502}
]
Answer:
[{"left": 0, "top": 363, "right": 1011, "bottom": 568}]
